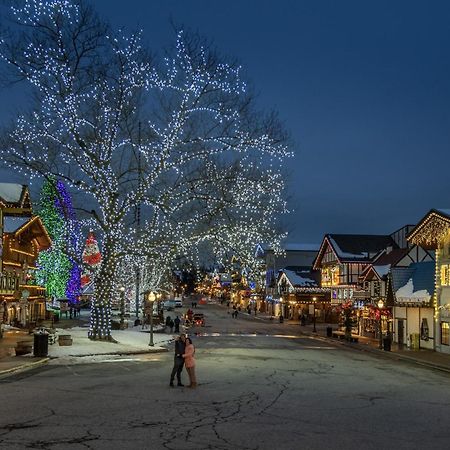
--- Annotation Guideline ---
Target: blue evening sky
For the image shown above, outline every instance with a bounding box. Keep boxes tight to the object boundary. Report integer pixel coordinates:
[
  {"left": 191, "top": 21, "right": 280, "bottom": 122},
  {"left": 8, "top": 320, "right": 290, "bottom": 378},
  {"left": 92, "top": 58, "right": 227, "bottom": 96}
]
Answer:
[{"left": 2, "top": 0, "right": 450, "bottom": 244}]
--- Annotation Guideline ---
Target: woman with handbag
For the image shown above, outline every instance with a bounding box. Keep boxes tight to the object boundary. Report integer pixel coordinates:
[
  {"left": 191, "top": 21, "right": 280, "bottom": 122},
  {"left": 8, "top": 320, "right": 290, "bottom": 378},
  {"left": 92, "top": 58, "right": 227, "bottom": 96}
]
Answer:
[{"left": 183, "top": 337, "right": 197, "bottom": 388}]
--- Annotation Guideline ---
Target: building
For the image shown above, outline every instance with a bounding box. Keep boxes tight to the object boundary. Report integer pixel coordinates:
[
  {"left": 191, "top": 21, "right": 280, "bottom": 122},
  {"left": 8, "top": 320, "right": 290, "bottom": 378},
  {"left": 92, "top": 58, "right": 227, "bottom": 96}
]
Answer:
[
  {"left": 277, "top": 266, "right": 331, "bottom": 321},
  {"left": 255, "top": 243, "right": 320, "bottom": 311},
  {"left": 388, "top": 261, "right": 435, "bottom": 350},
  {"left": 408, "top": 209, "right": 450, "bottom": 354},
  {"left": 313, "top": 234, "right": 398, "bottom": 304},
  {"left": 0, "top": 184, "right": 51, "bottom": 328}
]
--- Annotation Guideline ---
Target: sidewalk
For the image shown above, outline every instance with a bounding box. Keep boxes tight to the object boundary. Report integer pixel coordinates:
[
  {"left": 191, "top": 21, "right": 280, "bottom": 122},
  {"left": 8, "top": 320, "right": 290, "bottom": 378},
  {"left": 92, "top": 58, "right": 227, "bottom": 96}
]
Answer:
[
  {"left": 0, "top": 322, "right": 173, "bottom": 379},
  {"left": 232, "top": 305, "right": 450, "bottom": 373}
]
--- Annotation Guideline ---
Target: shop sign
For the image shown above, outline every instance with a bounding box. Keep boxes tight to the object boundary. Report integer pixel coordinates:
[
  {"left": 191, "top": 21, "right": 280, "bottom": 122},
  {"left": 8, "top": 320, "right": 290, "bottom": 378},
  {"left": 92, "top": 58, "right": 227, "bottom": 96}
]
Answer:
[{"left": 0, "top": 272, "right": 20, "bottom": 294}]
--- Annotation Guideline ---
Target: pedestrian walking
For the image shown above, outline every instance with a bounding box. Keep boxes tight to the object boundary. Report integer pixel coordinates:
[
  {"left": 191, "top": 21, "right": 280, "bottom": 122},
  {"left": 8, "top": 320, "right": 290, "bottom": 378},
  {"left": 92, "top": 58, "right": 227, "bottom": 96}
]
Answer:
[
  {"left": 170, "top": 334, "right": 186, "bottom": 387},
  {"left": 169, "top": 318, "right": 174, "bottom": 333},
  {"left": 174, "top": 315, "right": 181, "bottom": 333},
  {"left": 183, "top": 337, "right": 197, "bottom": 388},
  {"left": 165, "top": 315, "right": 172, "bottom": 333}
]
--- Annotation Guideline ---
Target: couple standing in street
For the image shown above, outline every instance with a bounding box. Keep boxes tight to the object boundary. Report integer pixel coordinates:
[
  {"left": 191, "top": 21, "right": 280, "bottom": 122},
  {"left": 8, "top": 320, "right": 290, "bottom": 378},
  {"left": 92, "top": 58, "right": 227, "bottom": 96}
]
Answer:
[{"left": 169, "top": 333, "right": 197, "bottom": 388}]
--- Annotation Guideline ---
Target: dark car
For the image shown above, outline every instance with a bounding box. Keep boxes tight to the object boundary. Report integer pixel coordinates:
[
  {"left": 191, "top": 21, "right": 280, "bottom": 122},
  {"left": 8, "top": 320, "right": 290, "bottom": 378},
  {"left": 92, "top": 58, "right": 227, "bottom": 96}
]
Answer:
[{"left": 193, "top": 313, "right": 205, "bottom": 327}]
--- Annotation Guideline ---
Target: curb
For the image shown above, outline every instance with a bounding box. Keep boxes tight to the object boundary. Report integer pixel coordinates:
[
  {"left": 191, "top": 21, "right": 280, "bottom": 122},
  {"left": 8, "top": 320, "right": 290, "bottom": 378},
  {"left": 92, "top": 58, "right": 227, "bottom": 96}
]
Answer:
[
  {"left": 61, "top": 348, "right": 169, "bottom": 358},
  {"left": 0, "top": 357, "right": 50, "bottom": 378},
  {"left": 302, "top": 331, "right": 450, "bottom": 374}
]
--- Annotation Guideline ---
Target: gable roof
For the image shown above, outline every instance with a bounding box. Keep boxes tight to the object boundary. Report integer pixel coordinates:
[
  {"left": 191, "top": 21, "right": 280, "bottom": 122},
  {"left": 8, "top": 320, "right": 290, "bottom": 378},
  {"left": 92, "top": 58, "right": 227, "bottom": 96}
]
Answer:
[
  {"left": 371, "top": 248, "right": 410, "bottom": 266},
  {"left": 314, "top": 234, "right": 397, "bottom": 268},
  {"left": 10, "top": 216, "right": 51, "bottom": 250},
  {"left": 279, "top": 266, "right": 320, "bottom": 288},
  {"left": 3, "top": 216, "right": 31, "bottom": 233},
  {"left": 0, "top": 183, "right": 32, "bottom": 214},
  {"left": 407, "top": 209, "right": 450, "bottom": 249},
  {"left": 390, "top": 261, "right": 435, "bottom": 304}
]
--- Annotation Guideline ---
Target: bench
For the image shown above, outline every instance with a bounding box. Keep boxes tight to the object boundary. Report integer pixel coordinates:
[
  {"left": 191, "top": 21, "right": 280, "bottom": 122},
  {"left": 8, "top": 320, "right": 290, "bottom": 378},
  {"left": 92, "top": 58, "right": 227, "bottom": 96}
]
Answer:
[{"left": 332, "top": 331, "right": 359, "bottom": 343}]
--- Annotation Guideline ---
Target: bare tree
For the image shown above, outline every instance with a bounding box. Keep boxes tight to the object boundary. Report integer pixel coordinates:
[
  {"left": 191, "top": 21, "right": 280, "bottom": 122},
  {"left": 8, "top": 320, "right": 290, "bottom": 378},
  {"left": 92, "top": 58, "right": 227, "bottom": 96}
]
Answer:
[{"left": 0, "top": 0, "right": 291, "bottom": 340}]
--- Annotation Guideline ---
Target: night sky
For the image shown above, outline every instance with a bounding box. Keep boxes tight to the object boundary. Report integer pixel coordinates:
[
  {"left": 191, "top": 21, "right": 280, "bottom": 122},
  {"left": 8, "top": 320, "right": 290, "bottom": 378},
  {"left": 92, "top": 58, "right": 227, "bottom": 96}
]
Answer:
[{"left": 1, "top": 0, "right": 450, "bottom": 244}]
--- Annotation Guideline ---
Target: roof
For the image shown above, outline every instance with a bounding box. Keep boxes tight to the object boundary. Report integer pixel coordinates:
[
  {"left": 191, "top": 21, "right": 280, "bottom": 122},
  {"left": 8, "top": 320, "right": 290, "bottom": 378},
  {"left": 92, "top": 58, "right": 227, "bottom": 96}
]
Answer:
[
  {"left": 314, "top": 234, "right": 398, "bottom": 268},
  {"left": 391, "top": 261, "right": 435, "bottom": 303},
  {"left": 371, "top": 248, "right": 409, "bottom": 266},
  {"left": 13, "top": 216, "right": 51, "bottom": 249},
  {"left": 330, "top": 234, "right": 397, "bottom": 259},
  {"left": 3, "top": 216, "right": 30, "bottom": 233},
  {"left": 407, "top": 209, "right": 450, "bottom": 249},
  {"left": 279, "top": 266, "right": 320, "bottom": 288},
  {"left": 0, "top": 183, "right": 25, "bottom": 203}
]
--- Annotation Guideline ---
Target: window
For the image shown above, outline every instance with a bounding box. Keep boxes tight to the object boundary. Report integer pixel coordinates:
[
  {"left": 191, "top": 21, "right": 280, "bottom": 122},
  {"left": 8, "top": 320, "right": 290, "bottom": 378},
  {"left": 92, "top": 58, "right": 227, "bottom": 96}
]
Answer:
[
  {"left": 441, "top": 265, "right": 450, "bottom": 286},
  {"left": 441, "top": 322, "right": 449, "bottom": 346}
]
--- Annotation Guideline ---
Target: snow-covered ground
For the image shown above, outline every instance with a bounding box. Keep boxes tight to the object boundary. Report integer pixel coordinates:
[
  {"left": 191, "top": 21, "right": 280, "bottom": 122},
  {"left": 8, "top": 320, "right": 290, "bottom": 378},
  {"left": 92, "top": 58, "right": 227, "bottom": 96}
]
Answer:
[{"left": 44, "top": 323, "right": 176, "bottom": 364}]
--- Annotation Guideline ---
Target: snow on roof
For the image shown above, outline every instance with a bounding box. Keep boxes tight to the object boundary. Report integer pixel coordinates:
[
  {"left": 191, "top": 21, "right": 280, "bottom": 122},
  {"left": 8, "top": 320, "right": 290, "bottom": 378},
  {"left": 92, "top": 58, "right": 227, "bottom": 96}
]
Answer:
[
  {"left": 328, "top": 237, "right": 368, "bottom": 259},
  {"left": 3, "top": 216, "right": 30, "bottom": 233},
  {"left": 0, "top": 183, "right": 24, "bottom": 203},
  {"left": 283, "top": 269, "right": 317, "bottom": 287},
  {"left": 395, "top": 278, "right": 431, "bottom": 303},
  {"left": 373, "top": 265, "right": 391, "bottom": 278}
]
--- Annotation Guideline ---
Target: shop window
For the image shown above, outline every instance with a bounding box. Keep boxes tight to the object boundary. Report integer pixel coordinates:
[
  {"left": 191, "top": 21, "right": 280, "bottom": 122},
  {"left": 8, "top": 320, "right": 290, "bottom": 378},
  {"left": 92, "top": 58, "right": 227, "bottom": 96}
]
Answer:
[
  {"left": 441, "top": 322, "right": 450, "bottom": 346},
  {"left": 441, "top": 265, "right": 450, "bottom": 286}
]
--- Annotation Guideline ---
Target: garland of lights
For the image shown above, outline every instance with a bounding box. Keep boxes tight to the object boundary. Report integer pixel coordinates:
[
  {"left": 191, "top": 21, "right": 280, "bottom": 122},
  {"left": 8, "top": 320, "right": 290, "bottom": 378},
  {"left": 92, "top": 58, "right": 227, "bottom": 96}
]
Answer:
[{"left": 0, "top": 0, "right": 291, "bottom": 340}]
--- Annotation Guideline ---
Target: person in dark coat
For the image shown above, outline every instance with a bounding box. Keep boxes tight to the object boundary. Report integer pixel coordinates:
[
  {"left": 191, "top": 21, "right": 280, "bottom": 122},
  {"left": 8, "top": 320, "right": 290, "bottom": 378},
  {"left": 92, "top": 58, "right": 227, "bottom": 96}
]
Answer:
[
  {"left": 170, "top": 334, "right": 186, "bottom": 387},
  {"left": 174, "top": 316, "right": 181, "bottom": 333}
]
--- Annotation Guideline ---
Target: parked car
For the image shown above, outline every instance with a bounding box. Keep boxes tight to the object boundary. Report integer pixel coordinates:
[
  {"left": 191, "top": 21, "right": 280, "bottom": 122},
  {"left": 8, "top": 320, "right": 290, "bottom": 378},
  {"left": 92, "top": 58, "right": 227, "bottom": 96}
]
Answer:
[
  {"left": 163, "top": 300, "right": 176, "bottom": 311},
  {"left": 175, "top": 299, "right": 183, "bottom": 308},
  {"left": 193, "top": 313, "right": 205, "bottom": 327}
]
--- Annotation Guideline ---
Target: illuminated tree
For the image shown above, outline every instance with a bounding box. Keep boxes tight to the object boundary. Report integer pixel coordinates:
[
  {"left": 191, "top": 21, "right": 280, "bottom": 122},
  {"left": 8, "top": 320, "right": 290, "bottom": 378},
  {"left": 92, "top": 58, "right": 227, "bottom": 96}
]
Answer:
[
  {"left": 36, "top": 178, "right": 82, "bottom": 303},
  {"left": 0, "top": 0, "right": 290, "bottom": 340},
  {"left": 36, "top": 178, "right": 71, "bottom": 299}
]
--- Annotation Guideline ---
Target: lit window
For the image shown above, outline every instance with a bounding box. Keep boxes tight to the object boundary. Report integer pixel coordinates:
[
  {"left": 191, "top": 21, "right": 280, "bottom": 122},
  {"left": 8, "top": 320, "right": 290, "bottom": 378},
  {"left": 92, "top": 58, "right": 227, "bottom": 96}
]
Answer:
[
  {"left": 441, "top": 265, "right": 450, "bottom": 286},
  {"left": 441, "top": 322, "right": 449, "bottom": 346}
]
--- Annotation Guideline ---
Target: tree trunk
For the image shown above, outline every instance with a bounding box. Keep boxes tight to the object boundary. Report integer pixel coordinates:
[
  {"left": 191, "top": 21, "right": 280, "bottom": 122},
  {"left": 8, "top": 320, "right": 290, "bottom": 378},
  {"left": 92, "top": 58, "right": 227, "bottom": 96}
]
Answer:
[{"left": 88, "top": 239, "right": 117, "bottom": 341}]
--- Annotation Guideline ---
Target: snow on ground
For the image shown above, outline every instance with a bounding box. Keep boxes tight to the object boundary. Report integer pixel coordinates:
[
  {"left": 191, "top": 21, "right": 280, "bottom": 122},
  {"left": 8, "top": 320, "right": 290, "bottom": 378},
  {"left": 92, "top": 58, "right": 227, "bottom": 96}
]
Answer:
[{"left": 47, "top": 323, "right": 175, "bottom": 359}]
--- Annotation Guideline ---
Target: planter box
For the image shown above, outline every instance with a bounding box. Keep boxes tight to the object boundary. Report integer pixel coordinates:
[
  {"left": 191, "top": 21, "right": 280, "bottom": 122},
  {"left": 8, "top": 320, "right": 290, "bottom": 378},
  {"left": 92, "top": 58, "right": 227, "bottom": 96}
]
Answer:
[
  {"left": 15, "top": 340, "right": 33, "bottom": 356},
  {"left": 58, "top": 335, "right": 73, "bottom": 346}
]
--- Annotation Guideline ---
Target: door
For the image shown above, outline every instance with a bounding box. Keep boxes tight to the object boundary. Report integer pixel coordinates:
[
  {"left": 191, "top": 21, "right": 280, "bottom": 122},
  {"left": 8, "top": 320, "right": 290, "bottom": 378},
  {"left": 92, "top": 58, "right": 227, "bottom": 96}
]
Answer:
[{"left": 398, "top": 319, "right": 404, "bottom": 346}]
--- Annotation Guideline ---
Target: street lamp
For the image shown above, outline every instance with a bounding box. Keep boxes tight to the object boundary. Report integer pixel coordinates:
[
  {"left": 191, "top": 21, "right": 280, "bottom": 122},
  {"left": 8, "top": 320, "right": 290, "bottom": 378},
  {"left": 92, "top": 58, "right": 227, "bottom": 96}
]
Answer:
[
  {"left": 312, "top": 297, "right": 317, "bottom": 333},
  {"left": 148, "top": 291, "right": 156, "bottom": 347},
  {"left": 119, "top": 287, "right": 125, "bottom": 329},
  {"left": 377, "top": 299, "right": 384, "bottom": 349}
]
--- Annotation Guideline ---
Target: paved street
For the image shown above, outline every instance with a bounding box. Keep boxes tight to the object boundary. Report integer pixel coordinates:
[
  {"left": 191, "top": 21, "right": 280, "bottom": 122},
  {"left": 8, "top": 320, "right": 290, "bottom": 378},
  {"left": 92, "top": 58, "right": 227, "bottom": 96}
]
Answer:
[{"left": 0, "top": 302, "right": 449, "bottom": 450}]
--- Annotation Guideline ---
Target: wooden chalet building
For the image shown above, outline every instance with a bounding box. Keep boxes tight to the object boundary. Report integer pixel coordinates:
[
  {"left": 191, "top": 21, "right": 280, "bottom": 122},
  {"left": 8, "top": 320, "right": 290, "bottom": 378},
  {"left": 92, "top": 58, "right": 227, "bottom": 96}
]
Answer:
[
  {"left": 360, "top": 244, "right": 434, "bottom": 343},
  {"left": 0, "top": 183, "right": 51, "bottom": 329},
  {"left": 277, "top": 266, "right": 331, "bottom": 321},
  {"left": 255, "top": 243, "right": 320, "bottom": 312},
  {"left": 313, "top": 234, "right": 398, "bottom": 305},
  {"left": 407, "top": 209, "right": 450, "bottom": 354}
]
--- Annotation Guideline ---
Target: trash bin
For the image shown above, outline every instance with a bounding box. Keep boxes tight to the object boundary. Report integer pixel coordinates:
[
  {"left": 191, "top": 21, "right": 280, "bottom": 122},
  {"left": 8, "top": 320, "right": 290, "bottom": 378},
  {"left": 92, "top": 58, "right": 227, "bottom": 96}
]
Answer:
[
  {"left": 383, "top": 337, "right": 391, "bottom": 352},
  {"left": 33, "top": 332, "right": 49, "bottom": 357},
  {"left": 326, "top": 326, "right": 332, "bottom": 337}
]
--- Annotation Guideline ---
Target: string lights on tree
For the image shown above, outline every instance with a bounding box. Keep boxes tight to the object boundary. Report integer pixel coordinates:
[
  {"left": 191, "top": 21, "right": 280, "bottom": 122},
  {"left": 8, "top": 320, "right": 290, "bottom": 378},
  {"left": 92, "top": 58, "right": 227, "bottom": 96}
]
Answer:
[{"left": 0, "top": 0, "right": 291, "bottom": 340}]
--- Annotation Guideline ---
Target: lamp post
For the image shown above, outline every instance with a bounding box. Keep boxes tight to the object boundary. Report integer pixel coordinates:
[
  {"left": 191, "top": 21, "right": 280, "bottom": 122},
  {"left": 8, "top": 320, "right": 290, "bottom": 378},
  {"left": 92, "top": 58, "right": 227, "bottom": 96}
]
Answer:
[
  {"left": 148, "top": 291, "right": 156, "bottom": 347},
  {"left": 312, "top": 296, "right": 317, "bottom": 333},
  {"left": 119, "top": 286, "right": 125, "bottom": 329},
  {"left": 377, "top": 299, "right": 384, "bottom": 350}
]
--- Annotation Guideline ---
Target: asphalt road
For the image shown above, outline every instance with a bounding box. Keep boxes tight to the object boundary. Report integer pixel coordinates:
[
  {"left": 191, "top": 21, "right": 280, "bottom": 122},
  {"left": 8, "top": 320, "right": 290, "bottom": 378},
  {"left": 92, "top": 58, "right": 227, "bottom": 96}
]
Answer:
[{"left": 0, "top": 301, "right": 449, "bottom": 450}]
